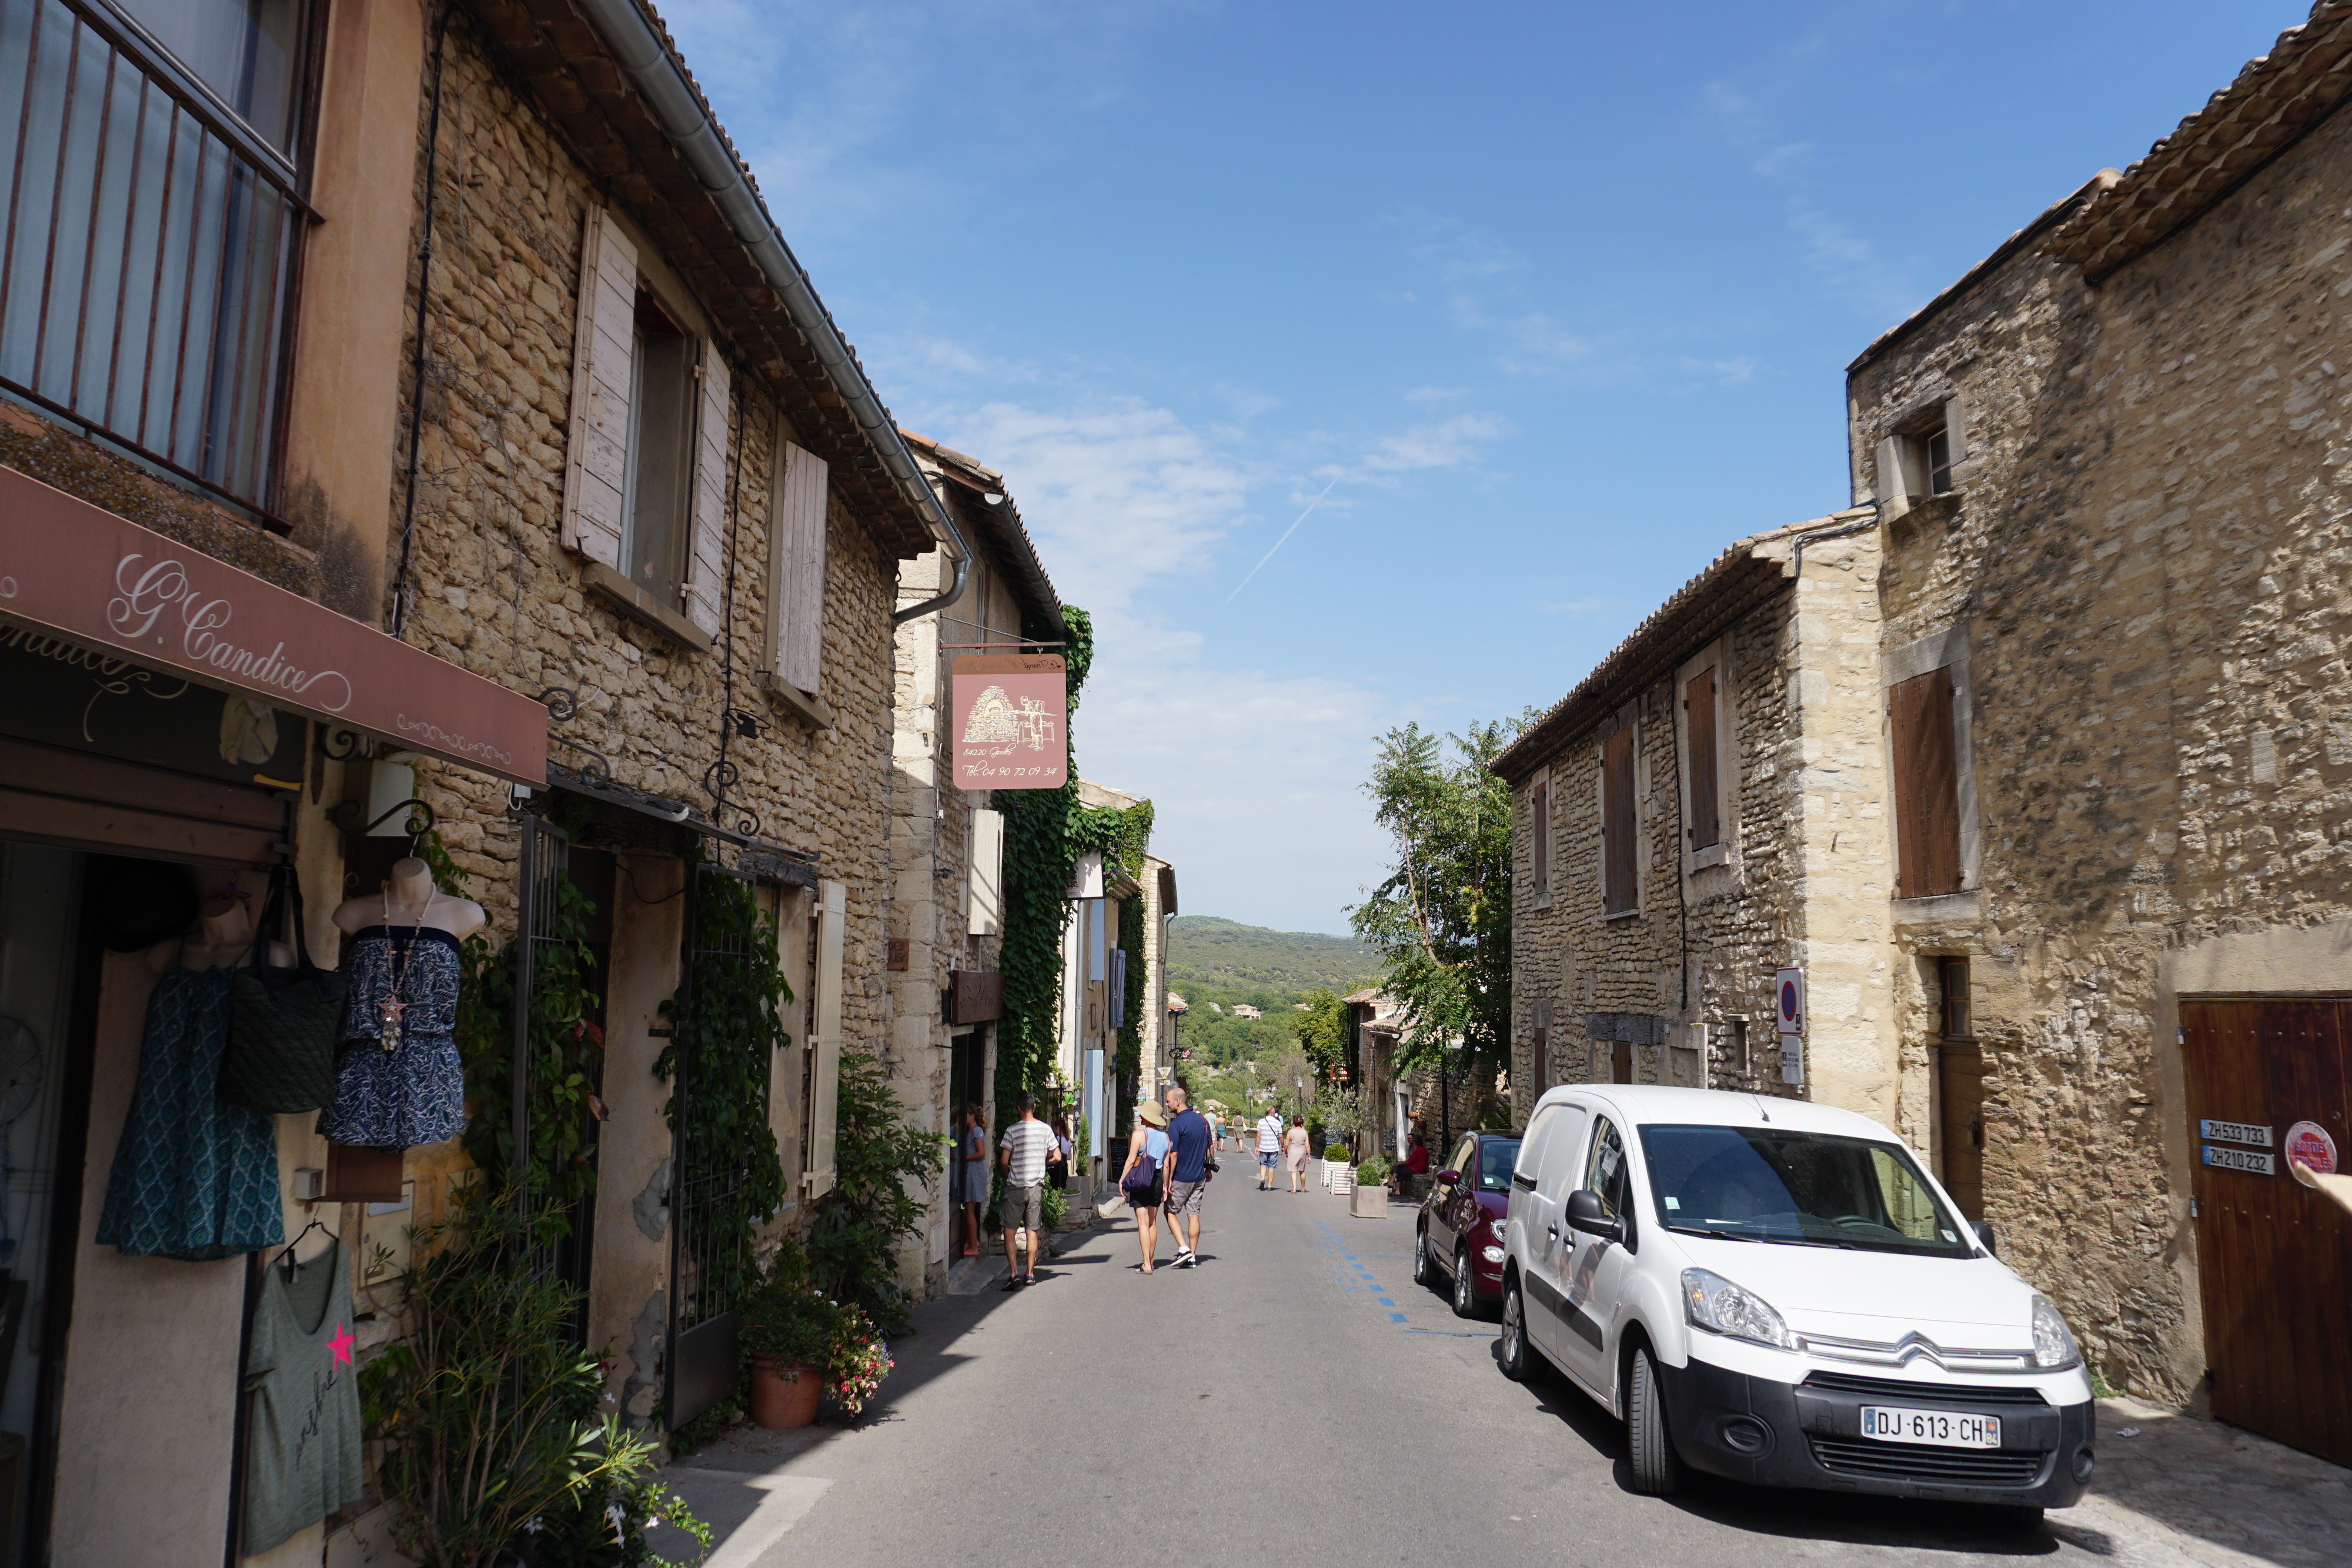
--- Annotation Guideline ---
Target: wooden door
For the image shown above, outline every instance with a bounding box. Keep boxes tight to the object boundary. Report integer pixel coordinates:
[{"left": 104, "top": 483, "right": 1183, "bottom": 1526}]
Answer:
[{"left": 2180, "top": 998, "right": 2352, "bottom": 1466}]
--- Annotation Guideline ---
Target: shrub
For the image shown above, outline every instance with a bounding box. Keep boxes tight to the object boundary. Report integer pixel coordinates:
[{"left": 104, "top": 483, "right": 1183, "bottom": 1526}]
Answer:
[
  {"left": 1357, "top": 1158, "right": 1394, "bottom": 1188},
  {"left": 1324, "top": 1144, "right": 1351, "bottom": 1162},
  {"left": 806, "top": 1051, "right": 946, "bottom": 1333},
  {"left": 740, "top": 1271, "right": 841, "bottom": 1373}
]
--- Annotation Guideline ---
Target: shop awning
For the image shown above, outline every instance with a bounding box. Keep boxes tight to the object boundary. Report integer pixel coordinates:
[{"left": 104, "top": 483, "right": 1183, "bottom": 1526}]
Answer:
[{"left": 0, "top": 466, "right": 547, "bottom": 785}]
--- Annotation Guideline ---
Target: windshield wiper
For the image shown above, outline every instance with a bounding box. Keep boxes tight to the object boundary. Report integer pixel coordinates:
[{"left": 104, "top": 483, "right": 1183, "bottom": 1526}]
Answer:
[{"left": 1665, "top": 1223, "right": 1759, "bottom": 1242}]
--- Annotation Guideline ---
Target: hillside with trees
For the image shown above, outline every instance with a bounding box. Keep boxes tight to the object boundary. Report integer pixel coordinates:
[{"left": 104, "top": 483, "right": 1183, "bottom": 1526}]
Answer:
[{"left": 1162, "top": 917, "right": 1384, "bottom": 1124}]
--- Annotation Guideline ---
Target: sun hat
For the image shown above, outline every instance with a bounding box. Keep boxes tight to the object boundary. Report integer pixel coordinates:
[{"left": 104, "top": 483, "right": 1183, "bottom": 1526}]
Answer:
[{"left": 1138, "top": 1100, "right": 1167, "bottom": 1127}]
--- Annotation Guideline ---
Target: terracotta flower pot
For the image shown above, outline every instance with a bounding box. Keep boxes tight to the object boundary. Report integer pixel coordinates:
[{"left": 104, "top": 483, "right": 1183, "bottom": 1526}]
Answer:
[{"left": 748, "top": 1355, "right": 824, "bottom": 1429}]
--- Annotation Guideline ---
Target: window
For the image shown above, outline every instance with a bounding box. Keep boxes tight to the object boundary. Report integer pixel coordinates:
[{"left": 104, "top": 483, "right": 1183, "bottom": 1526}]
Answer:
[
  {"left": 1939, "top": 955, "right": 1972, "bottom": 1039},
  {"left": 1889, "top": 666, "right": 1964, "bottom": 897},
  {"left": 562, "top": 205, "right": 731, "bottom": 636},
  {"left": 1529, "top": 780, "right": 1550, "bottom": 897},
  {"left": 766, "top": 437, "right": 829, "bottom": 696},
  {"left": 1727, "top": 1016, "right": 1749, "bottom": 1073},
  {"left": 1601, "top": 725, "right": 1637, "bottom": 914},
  {"left": 1879, "top": 399, "right": 1963, "bottom": 506},
  {"left": 1639, "top": 1124, "right": 1969, "bottom": 1256},
  {"left": 1685, "top": 666, "right": 1721, "bottom": 852},
  {"left": 1531, "top": 998, "right": 1552, "bottom": 1091},
  {"left": 1, "top": 0, "right": 316, "bottom": 514},
  {"left": 1927, "top": 426, "right": 1955, "bottom": 496},
  {"left": 624, "top": 294, "right": 693, "bottom": 603},
  {"left": 1585, "top": 1116, "right": 1632, "bottom": 1231}
]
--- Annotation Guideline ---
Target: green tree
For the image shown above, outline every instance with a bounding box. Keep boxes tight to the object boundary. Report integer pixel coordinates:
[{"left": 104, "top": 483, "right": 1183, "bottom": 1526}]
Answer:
[
  {"left": 1348, "top": 715, "right": 1535, "bottom": 1083},
  {"left": 1291, "top": 986, "right": 1347, "bottom": 1075}
]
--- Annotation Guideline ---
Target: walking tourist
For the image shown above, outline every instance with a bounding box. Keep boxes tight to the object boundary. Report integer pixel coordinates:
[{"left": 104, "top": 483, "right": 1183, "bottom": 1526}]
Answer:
[
  {"left": 1050, "top": 1111, "right": 1074, "bottom": 1190},
  {"left": 1162, "top": 1086, "right": 1213, "bottom": 1268},
  {"left": 1120, "top": 1100, "right": 1171, "bottom": 1272},
  {"left": 1257, "top": 1106, "right": 1284, "bottom": 1189},
  {"left": 997, "top": 1092, "right": 1061, "bottom": 1290},
  {"left": 958, "top": 1103, "right": 988, "bottom": 1257},
  {"left": 1286, "top": 1114, "right": 1311, "bottom": 1193}
]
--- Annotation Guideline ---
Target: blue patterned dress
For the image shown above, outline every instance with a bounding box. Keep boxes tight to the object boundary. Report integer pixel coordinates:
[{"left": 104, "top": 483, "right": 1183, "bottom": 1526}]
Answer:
[
  {"left": 315, "top": 927, "right": 465, "bottom": 1148},
  {"left": 96, "top": 965, "right": 285, "bottom": 1261}
]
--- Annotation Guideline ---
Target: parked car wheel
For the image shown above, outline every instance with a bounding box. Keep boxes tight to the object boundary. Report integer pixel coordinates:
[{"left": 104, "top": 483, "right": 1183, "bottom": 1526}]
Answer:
[
  {"left": 1452, "top": 1245, "right": 1477, "bottom": 1318},
  {"left": 1498, "top": 1278, "right": 1531, "bottom": 1381},
  {"left": 1413, "top": 1226, "right": 1439, "bottom": 1289},
  {"left": 1626, "top": 1347, "right": 1681, "bottom": 1497}
]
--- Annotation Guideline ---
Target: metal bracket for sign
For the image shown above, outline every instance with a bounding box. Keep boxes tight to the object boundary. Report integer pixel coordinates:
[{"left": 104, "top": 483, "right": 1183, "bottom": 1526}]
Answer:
[
  {"left": 940, "top": 641, "right": 1065, "bottom": 650},
  {"left": 333, "top": 797, "right": 437, "bottom": 836}
]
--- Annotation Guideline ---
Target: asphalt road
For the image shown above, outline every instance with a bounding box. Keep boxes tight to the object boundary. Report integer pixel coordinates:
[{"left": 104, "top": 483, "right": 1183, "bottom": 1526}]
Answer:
[{"left": 658, "top": 1170, "right": 2129, "bottom": 1567}]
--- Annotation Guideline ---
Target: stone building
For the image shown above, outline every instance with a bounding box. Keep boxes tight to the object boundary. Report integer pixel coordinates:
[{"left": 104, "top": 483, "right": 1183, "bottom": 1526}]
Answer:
[
  {"left": 1499, "top": 0, "right": 2352, "bottom": 1466},
  {"left": 887, "top": 429, "right": 1060, "bottom": 1298},
  {"left": 1057, "top": 779, "right": 1175, "bottom": 1178},
  {"left": 0, "top": 0, "right": 973, "bottom": 1560}
]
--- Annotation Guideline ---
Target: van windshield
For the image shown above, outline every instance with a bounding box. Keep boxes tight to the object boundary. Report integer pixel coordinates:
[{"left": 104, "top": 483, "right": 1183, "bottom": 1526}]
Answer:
[{"left": 1638, "top": 1124, "right": 1972, "bottom": 1258}]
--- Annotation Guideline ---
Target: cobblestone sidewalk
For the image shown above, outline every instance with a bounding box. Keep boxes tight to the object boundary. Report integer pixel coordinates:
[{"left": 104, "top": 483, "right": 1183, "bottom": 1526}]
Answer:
[{"left": 2048, "top": 1398, "right": 2349, "bottom": 1567}]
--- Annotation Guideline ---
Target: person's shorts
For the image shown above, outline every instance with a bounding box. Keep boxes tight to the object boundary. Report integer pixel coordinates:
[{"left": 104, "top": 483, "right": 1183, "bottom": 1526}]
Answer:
[
  {"left": 1257, "top": 1150, "right": 1278, "bottom": 1169},
  {"left": 1164, "top": 1177, "right": 1205, "bottom": 1216},
  {"left": 999, "top": 1182, "right": 1043, "bottom": 1234}
]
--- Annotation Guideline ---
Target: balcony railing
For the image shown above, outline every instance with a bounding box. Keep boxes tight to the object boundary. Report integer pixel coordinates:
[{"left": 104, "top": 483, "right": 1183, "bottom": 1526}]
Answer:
[{"left": 0, "top": 0, "right": 308, "bottom": 520}]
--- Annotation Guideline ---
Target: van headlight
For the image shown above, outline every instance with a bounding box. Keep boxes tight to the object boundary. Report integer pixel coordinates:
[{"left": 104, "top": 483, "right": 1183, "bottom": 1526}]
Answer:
[
  {"left": 1681, "top": 1268, "right": 1795, "bottom": 1350},
  {"left": 2029, "top": 1294, "right": 2080, "bottom": 1370}
]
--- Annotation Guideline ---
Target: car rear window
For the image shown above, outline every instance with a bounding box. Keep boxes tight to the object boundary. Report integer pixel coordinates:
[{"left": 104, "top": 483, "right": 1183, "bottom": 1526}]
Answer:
[{"left": 1638, "top": 1123, "right": 1971, "bottom": 1258}]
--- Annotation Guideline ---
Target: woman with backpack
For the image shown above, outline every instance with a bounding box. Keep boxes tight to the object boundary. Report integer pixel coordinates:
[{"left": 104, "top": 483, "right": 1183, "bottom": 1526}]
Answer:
[{"left": 1120, "top": 1099, "right": 1171, "bottom": 1273}]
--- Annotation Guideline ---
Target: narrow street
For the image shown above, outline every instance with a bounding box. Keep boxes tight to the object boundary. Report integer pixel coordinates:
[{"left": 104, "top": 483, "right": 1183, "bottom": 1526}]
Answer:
[{"left": 656, "top": 1185, "right": 2158, "bottom": 1568}]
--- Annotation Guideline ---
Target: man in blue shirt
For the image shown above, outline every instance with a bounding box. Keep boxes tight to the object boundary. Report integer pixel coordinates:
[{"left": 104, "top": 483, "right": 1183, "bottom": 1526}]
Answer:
[{"left": 1161, "top": 1085, "right": 1214, "bottom": 1268}]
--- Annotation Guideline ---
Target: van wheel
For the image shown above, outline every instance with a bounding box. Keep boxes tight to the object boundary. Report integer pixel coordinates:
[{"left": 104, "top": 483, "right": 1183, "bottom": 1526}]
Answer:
[
  {"left": 1413, "top": 1227, "right": 1438, "bottom": 1289},
  {"left": 1627, "top": 1348, "right": 1681, "bottom": 1496},
  {"left": 1499, "top": 1279, "right": 1531, "bottom": 1380},
  {"left": 1983, "top": 1505, "right": 2043, "bottom": 1533},
  {"left": 1452, "top": 1246, "right": 1478, "bottom": 1318}
]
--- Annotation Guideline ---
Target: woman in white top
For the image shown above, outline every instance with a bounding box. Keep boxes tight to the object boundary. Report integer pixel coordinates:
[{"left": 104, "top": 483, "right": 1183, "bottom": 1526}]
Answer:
[{"left": 1119, "top": 1101, "right": 1171, "bottom": 1273}]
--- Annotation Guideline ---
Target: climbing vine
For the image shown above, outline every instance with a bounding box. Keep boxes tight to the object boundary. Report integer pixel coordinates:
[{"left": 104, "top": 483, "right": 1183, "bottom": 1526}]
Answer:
[
  {"left": 655, "top": 860, "right": 791, "bottom": 1298},
  {"left": 992, "top": 605, "right": 1155, "bottom": 1125},
  {"left": 1114, "top": 891, "right": 1145, "bottom": 1124}
]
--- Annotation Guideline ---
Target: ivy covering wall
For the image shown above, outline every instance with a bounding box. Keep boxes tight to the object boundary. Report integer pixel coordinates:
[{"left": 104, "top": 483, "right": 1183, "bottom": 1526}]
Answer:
[{"left": 993, "top": 604, "right": 1155, "bottom": 1127}]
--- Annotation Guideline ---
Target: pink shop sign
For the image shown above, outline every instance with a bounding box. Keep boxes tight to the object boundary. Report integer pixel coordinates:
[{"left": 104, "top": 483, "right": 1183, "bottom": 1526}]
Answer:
[
  {"left": 0, "top": 464, "right": 547, "bottom": 785},
  {"left": 951, "top": 654, "right": 1066, "bottom": 791}
]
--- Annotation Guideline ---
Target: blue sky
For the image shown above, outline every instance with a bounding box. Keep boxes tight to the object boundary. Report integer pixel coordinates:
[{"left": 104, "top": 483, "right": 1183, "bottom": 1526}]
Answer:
[{"left": 663, "top": 0, "right": 2298, "bottom": 934}]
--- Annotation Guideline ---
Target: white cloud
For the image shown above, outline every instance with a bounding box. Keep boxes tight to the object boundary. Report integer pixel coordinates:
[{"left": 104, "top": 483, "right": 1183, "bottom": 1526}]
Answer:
[
  {"left": 1361, "top": 412, "right": 1512, "bottom": 473},
  {"left": 1541, "top": 597, "right": 1622, "bottom": 618}
]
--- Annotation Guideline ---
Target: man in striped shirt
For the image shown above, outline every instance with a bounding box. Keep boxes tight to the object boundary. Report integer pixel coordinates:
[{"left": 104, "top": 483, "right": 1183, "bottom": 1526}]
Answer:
[{"left": 998, "top": 1091, "right": 1061, "bottom": 1289}]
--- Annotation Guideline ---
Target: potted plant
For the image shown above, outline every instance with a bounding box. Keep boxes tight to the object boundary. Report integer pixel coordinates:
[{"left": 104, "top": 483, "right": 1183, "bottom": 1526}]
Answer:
[
  {"left": 1352, "top": 1156, "right": 1392, "bottom": 1218},
  {"left": 1324, "top": 1144, "right": 1354, "bottom": 1195},
  {"left": 740, "top": 1279, "right": 840, "bottom": 1430},
  {"left": 826, "top": 1303, "right": 893, "bottom": 1422}
]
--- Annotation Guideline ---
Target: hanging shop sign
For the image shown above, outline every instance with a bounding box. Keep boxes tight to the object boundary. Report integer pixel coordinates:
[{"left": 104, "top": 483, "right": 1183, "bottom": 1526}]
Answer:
[
  {"left": 950, "top": 654, "right": 1066, "bottom": 790},
  {"left": 0, "top": 466, "right": 546, "bottom": 785}
]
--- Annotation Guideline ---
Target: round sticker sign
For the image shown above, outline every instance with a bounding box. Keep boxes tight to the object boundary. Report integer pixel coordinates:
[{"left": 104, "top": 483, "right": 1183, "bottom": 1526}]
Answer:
[{"left": 2284, "top": 1120, "right": 2338, "bottom": 1176}]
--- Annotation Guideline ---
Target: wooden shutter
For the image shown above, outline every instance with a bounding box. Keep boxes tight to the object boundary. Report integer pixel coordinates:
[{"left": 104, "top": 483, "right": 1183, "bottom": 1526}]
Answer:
[
  {"left": 681, "top": 337, "right": 731, "bottom": 634},
  {"left": 803, "top": 878, "right": 846, "bottom": 1197},
  {"left": 1686, "top": 667, "right": 1721, "bottom": 850},
  {"left": 1890, "top": 666, "right": 1963, "bottom": 897},
  {"left": 1602, "top": 726, "right": 1637, "bottom": 914},
  {"left": 769, "top": 438, "right": 828, "bottom": 694},
  {"left": 561, "top": 206, "right": 636, "bottom": 569},
  {"left": 1530, "top": 781, "right": 1549, "bottom": 896},
  {"left": 967, "top": 807, "right": 1004, "bottom": 935}
]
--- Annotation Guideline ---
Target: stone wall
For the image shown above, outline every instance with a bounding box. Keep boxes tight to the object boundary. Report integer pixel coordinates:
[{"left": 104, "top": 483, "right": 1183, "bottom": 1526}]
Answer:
[
  {"left": 1843, "top": 98, "right": 2352, "bottom": 1400},
  {"left": 1509, "top": 526, "right": 1891, "bottom": 1126}
]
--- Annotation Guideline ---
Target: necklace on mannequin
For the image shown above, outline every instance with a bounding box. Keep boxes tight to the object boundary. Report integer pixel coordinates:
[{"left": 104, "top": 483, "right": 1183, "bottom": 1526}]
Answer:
[{"left": 377, "top": 887, "right": 429, "bottom": 1052}]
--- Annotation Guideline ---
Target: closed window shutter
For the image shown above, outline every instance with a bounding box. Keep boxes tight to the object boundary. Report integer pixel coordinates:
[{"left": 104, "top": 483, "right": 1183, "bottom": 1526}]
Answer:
[
  {"left": 769, "top": 439, "right": 828, "bottom": 694},
  {"left": 803, "top": 878, "right": 846, "bottom": 1196},
  {"left": 1890, "top": 666, "right": 1963, "bottom": 897},
  {"left": 1530, "top": 782, "right": 1549, "bottom": 895},
  {"left": 681, "top": 338, "right": 731, "bottom": 634},
  {"left": 1603, "top": 726, "right": 1637, "bottom": 914},
  {"left": 561, "top": 206, "right": 636, "bottom": 568},
  {"left": 967, "top": 807, "right": 1004, "bottom": 935},
  {"left": 1687, "top": 667, "right": 1720, "bottom": 850}
]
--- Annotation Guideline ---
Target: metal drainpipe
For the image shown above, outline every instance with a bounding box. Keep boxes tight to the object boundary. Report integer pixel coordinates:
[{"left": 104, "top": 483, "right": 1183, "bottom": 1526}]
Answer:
[{"left": 570, "top": 0, "right": 970, "bottom": 624}]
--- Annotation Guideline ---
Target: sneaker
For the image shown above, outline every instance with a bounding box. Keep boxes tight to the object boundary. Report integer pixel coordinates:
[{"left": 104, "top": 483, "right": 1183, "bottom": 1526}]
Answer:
[{"left": 1175, "top": 1252, "right": 1195, "bottom": 1269}]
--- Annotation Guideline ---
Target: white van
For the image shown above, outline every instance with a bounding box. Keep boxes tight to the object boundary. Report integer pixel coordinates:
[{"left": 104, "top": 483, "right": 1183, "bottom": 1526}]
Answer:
[{"left": 1501, "top": 1085, "right": 2094, "bottom": 1524}]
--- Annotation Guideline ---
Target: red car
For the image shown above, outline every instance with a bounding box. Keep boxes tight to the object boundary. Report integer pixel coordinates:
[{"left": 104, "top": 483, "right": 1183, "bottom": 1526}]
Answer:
[{"left": 1412, "top": 1130, "right": 1521, "bottom": 1318}]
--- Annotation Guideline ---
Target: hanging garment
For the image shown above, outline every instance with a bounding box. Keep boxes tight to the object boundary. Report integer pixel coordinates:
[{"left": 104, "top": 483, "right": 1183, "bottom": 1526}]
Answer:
[
  {"left": 315, "top": 927, "right": 464, "bottom": 1148},
  {"left": 242, "top": 1238, "right": 366, "bottom": 1554},
  {"left": 95, "top": 965, "right": 285, "bottom": 1261}
]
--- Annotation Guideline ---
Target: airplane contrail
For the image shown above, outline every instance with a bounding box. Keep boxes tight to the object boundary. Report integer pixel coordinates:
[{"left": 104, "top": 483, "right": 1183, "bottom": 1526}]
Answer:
[{"left": 1223, "top": 475, "right": 1341, "bottom": 604}]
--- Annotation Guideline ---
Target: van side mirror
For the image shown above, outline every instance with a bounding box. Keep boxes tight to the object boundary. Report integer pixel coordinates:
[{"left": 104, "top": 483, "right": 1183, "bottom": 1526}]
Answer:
[
  {"left": 1565, "top": 1188, "right": 1623, "bottom": 1243},
  {"left": 1971, "top": 1220, "right": 1997, "bottom": 1256}
]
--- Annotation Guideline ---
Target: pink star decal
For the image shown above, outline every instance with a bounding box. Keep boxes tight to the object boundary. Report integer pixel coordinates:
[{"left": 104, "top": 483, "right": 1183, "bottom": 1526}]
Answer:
[{"left": 328, "top": 1322, "right": 354, "bottom": 1366}]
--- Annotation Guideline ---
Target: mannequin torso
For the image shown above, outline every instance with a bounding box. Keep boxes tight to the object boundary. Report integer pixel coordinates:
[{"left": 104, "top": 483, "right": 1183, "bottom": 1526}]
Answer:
[
  {"left": 172, "top": 897, "right": 256, "bottom": 972},
  {"left": 331, "top": 857, "right": 485, "bottom": 941}
]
